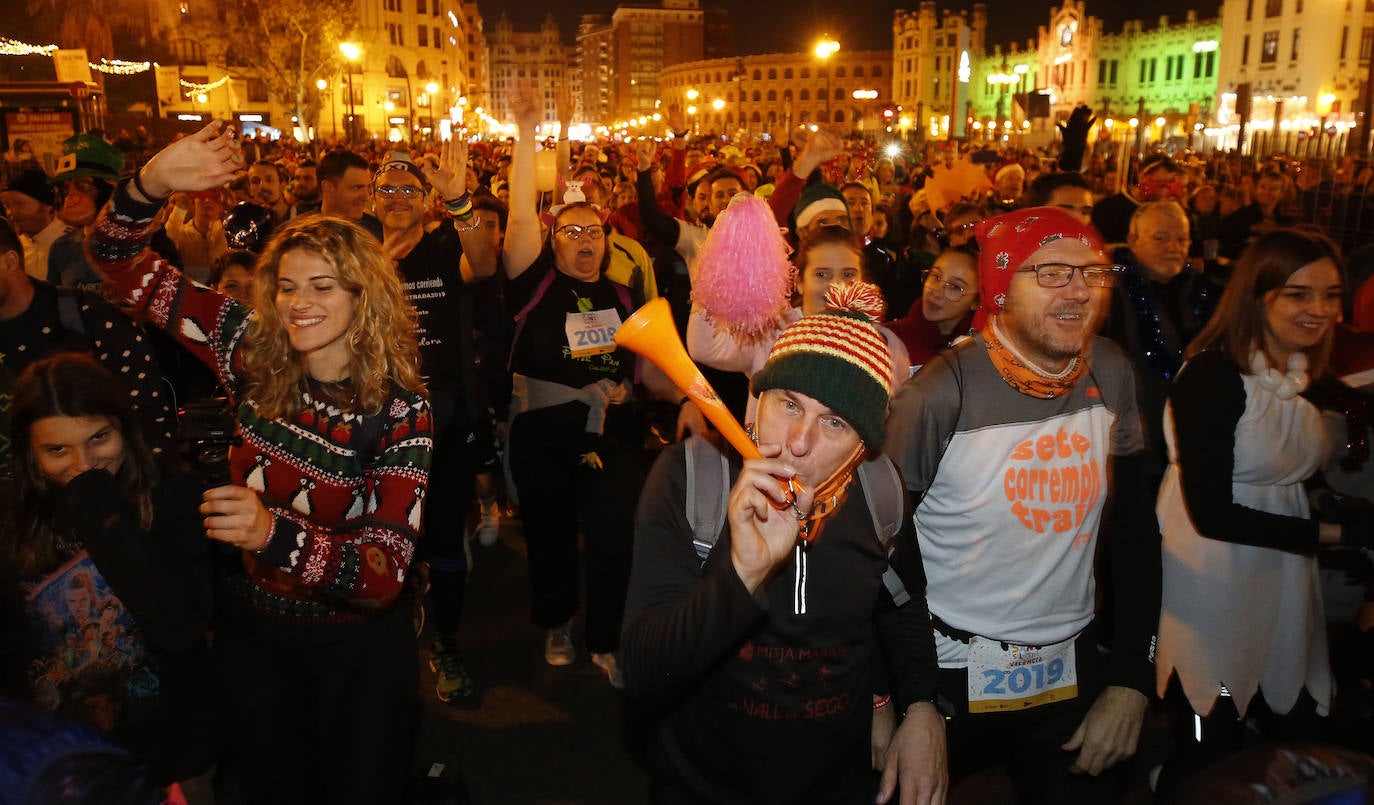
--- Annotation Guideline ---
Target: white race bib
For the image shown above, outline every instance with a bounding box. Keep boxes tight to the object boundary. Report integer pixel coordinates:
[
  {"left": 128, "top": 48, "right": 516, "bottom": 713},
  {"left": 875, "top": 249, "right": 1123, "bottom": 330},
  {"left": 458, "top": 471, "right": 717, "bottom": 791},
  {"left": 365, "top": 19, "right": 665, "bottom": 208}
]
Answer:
[
  {"left": 565, "top": 308, "right": 623, "bottom": 358},
  {"left": 966, "top": 635, "right": 1078, "bottom": 714}
]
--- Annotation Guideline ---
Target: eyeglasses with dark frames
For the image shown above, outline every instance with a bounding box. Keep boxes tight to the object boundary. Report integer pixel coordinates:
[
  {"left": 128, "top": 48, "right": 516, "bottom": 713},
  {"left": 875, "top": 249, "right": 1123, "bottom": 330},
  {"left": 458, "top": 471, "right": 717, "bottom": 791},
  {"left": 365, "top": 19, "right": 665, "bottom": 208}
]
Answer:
[{"left": 1015, "top": 263, "right": 1122, "bottom": 289}]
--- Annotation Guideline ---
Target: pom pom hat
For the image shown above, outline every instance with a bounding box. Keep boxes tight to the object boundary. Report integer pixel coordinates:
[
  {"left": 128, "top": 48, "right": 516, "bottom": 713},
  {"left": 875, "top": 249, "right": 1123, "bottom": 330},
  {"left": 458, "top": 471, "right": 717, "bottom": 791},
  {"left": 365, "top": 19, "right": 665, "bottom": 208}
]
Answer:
[
  {"left": 752, "top": 282, "right": 893, "bottom": 450},
  {"left": 972, "top": 206, "right": 1104, "bottom": 330}
]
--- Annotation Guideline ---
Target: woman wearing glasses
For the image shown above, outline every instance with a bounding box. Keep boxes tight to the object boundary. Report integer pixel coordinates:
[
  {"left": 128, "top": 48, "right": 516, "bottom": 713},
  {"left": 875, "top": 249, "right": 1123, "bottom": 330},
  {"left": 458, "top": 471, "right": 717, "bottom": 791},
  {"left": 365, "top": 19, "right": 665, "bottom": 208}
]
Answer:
[
  {"left": 1153, "top": 229, "right": 1355, "bottom": 795},
  {"left": 501, "top": 87, "right": 656, "bottom": 687},
  {"left": 888, "top": 245, "right": 980, "bottom": 375}
]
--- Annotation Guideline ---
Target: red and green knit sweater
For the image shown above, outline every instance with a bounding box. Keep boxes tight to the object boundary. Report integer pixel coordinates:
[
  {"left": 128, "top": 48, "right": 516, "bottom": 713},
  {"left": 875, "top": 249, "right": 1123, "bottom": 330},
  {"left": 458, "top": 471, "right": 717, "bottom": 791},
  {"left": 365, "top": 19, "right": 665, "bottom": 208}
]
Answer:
[{"left": 90, "top": 181, "right": 433, "bottom": 623}]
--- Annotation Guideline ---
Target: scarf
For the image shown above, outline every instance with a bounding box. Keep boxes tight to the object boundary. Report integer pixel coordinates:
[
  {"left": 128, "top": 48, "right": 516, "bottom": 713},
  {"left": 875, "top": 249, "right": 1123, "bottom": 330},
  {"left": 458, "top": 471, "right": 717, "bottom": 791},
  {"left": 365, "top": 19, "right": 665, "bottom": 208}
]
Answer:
[{"left": 983, "top": 320, "right": 1085, "bottom": 399}]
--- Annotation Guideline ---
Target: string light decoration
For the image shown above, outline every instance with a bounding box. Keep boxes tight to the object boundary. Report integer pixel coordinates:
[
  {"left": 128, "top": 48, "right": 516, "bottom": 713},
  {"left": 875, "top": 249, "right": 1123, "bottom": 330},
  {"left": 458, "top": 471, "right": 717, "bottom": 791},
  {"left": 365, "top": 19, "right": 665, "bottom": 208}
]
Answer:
[
  {"left": 180, "top": 75, "right": 229, "bottom": 94},
  {"left": 91, "top": 59, "right": 153, "bottom": 74},
  {"left": 0, "top": 38, "right": 59, "bottom": 56}
]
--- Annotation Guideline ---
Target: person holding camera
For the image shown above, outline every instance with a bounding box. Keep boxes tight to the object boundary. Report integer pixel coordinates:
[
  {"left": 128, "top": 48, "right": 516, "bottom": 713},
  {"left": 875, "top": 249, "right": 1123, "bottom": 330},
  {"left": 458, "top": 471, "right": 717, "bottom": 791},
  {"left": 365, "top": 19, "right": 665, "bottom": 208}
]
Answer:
[
  {"left": 87, "top": 122, "right": 433, "bottom": 805},
  {"left": 1, "top": 353, "right": 217, "bottom": 802}
]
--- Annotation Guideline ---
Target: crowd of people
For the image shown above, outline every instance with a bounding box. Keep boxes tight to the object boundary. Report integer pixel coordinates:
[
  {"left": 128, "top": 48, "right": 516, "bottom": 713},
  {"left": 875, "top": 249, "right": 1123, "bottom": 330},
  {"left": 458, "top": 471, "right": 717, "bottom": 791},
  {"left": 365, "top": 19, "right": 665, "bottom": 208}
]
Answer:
[{"left": 1, "top": 93, "right": 1373, "bottom": 805}]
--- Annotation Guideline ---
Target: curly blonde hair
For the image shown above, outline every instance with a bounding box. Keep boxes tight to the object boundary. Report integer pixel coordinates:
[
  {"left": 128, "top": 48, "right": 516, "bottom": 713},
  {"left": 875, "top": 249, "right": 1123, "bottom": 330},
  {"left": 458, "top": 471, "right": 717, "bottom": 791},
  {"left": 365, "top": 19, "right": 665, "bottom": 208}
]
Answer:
[{"left": 241, "top": 216, "right": 425, "bottom": 419}]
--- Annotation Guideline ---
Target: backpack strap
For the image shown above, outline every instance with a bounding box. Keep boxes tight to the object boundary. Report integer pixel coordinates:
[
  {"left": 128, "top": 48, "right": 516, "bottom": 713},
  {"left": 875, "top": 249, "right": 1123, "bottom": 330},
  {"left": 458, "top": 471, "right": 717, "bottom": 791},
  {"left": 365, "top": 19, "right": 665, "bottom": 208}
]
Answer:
[
  {"left": 684, "top": 434, "right": 730, "bottom": 566},
  {"left": 858, "top": 454, "right": 912, "bottom": 607},
  {"left": 507, "top": 267, "right": 558, "bottom": 371}
]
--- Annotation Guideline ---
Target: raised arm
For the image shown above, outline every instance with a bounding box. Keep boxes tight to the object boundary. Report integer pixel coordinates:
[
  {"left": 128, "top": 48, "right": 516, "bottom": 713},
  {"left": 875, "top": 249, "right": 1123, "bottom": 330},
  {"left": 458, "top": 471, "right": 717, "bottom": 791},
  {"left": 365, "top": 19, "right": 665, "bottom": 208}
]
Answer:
[
  {"left": 89, "top": 122, "right": 251, "bottom": 392},
  {"left": 428, "top": 138, "right": 496, "bottom": 283},
  {"left": 503, "top": 85, "right": 545, "bottom": 279}
]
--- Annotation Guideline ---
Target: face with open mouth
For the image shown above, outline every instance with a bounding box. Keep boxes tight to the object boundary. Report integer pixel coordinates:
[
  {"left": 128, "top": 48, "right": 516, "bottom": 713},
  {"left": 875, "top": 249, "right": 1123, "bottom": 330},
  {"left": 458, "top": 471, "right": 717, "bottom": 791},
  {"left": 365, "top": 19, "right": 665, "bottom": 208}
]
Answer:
[
  {"left": 998, "top": 238, "right": 1107, "bottom": 371},
  {"left": 551, "top": 206, "right": 606, "bottom": 282},
  {"left": 274, "top": 248, "right": 358, "bottom": 381}
]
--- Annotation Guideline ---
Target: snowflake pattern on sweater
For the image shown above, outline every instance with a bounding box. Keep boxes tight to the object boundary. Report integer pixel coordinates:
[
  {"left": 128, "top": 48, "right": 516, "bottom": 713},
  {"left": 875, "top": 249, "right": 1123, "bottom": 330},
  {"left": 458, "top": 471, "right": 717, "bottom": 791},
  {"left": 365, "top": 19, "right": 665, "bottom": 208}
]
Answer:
[{"left": 91, "top": 182, "right": 433, "bottom": 622}]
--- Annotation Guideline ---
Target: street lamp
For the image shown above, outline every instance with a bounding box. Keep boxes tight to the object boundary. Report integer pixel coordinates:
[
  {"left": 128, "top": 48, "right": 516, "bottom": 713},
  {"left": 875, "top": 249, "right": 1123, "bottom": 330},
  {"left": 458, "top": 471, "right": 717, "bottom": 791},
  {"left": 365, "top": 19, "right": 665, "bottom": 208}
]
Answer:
[
  {"left": 339, "top": 42, "right": 361, "bottom": 143},
  {"left": 426, "top": 80, "right": 441, "bottom": 134},
  {"left": 814, "top": 35, "right": 840, "bottom": 123},
  {"left": 317, "top": 78, "right": 336, "bottom": 140}
]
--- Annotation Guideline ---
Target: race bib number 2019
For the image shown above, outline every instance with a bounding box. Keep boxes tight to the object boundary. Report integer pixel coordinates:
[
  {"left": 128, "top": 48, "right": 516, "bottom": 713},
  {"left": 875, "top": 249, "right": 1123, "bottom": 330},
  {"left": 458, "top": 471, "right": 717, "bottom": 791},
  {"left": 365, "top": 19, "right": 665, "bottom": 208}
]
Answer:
[
  {"left": 966, "top": 635, "right": 1078, "bottom": 714},
  {"left": 565, "top": 308, "right": 623, "bottom": 359}
]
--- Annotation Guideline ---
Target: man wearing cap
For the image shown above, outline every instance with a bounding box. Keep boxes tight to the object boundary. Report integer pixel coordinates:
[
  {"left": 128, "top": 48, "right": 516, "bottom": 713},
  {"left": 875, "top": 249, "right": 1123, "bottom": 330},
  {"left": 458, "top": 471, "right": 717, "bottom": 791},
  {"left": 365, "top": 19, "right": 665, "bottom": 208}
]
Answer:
[
  {"left": 376, "top": 144, "right": 496, "bottom": 705},
  {"left": 623, "top": 294, "right": 947, "bottom": 805},
  {"left": 884, "top": 207, "right": 1161, "bottom": 801},
  {"left": 1, "top": 168, "right": 67, "bottom": 280},
  {"left": 46, "top": 134, "right": 124, "bottom": 288}
]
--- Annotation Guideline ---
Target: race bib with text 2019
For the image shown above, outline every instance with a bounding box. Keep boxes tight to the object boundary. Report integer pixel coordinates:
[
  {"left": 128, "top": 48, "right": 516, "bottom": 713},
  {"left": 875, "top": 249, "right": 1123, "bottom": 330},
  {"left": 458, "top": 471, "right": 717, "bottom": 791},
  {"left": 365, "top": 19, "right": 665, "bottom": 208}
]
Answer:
[{"left": 966, "top": 634, "right": 1078, "bottom": 713}]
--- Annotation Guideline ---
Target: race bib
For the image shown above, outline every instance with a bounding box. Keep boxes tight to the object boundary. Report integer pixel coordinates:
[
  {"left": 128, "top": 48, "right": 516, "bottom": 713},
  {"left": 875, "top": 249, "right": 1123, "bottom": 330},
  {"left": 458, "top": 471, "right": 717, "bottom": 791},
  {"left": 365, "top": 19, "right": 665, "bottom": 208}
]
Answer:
[
  {"left": 966, "top": 634, "right": 1078, "bottom": 714},
  {"left": 565, "top": 308, "right": 623, "bottom": 358}
]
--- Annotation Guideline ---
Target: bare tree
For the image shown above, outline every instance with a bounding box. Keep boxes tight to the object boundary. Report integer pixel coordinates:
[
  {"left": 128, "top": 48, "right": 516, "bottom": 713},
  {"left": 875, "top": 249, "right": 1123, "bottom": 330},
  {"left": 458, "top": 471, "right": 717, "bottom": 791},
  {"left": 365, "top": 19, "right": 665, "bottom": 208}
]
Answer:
[{"left": 179, "top": 0, "right": 356, "bottom": 138}]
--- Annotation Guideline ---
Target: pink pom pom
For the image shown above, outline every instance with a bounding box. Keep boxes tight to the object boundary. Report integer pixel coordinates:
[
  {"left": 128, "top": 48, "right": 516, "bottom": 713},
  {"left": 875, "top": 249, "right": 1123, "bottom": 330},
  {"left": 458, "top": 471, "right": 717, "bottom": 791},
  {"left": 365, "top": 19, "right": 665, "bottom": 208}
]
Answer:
[
  {"left": 691, "top": 194, "right": 796, "bottom": 341},
  {"left": 824, "top": 280, "right": 886, "bottom": 322}
]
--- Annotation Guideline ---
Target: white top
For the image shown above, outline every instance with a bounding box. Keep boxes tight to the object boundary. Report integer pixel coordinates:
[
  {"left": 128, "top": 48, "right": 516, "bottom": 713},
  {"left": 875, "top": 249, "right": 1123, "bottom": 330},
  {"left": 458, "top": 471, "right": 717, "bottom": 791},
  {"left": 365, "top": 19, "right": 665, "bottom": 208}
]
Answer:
[{"left": 1156, "top": 361, "right": 1332, "bottom": 718}]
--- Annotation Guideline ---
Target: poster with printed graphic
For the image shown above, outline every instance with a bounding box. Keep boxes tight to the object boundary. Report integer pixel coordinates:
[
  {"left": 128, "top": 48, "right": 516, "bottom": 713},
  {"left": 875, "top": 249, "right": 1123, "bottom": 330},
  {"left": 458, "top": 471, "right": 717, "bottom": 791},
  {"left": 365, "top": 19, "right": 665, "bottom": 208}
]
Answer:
[{"left": 25, "top": 551, "right": 158, "bottom": 733}]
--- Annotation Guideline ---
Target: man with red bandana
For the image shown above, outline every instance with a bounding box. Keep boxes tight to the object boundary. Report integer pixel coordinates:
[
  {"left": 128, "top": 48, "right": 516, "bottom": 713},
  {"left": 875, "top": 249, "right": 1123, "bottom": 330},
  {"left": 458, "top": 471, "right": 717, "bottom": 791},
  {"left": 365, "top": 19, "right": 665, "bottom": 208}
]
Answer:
[{"left": 885, "top": 207, "right": 1162, "bottom": 802}]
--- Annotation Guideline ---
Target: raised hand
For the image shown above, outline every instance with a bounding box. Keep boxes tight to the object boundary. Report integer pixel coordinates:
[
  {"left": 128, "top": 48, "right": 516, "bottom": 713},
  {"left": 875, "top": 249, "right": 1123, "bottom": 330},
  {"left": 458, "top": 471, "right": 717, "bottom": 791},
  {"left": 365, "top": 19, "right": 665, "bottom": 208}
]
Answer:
[
  {"left": 427, "top": 137, "right": 469, "bottom": 201},
  {"left": 139, "top": 121, "right": 242, "bottom": 199},
  {"left": 636, "top": 137, "right": 658, "bottom": 173},
  {"left": 667, "top": 104, "right": 687, "bottom": 134},
  {"left": 512, "top": 84, "right": 543, "bottom": 136}
]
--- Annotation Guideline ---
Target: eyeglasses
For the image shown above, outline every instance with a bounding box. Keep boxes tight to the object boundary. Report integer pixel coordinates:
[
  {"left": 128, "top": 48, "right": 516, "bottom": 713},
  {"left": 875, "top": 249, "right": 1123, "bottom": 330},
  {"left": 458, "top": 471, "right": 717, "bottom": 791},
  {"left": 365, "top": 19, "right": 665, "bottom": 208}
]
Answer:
[
  {"left": 554, "top": 224, "right": 606, "bottom": 241},
  {"left": 374, "top": 184, "right": 425, "bottom": 199},
  {"left": 1016, "top": 263, "right": 1122, "bottom": 288},
  {"left": 922, "top": 268, "right": 972, "bottom": 302}
]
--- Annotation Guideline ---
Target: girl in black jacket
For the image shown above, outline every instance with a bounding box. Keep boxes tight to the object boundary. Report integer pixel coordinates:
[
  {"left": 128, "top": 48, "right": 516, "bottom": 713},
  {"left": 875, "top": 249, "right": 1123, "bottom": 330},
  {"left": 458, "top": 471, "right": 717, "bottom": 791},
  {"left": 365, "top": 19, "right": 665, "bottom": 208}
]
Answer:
[{"left": 1, "top": 353, "right": 218, "bottom": 801}]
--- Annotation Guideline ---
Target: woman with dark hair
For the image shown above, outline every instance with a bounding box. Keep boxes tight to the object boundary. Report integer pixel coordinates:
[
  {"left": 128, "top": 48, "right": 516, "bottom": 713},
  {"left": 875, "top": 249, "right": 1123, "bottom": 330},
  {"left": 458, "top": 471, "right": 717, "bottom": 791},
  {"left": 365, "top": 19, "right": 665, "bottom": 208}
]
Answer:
[
  {"left": 1, "top": 353, "right": 216, "bottom": 801},
  {"left": 84, "top": 122, "right": 433, "bottom": 805},
  {"left": 1154, "top": 228, "right": 1360, "bottom": 793},
  {"left": 886, "top": 245, "right": 980, "bottom": 375},
  {"left": 502, "top": 87, "right": 654, "bottom": 687}
]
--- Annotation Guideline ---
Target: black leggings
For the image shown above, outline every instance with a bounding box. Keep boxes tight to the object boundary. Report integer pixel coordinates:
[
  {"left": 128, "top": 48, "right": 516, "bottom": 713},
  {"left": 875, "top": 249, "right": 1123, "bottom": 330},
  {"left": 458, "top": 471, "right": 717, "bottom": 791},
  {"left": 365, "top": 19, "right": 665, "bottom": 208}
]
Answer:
[
  {"left": 1154, "top": 673, "right": 1328, "bottom": 797},
  {"left": 509, "top": 404, "right": 641, "bottom": 653}
]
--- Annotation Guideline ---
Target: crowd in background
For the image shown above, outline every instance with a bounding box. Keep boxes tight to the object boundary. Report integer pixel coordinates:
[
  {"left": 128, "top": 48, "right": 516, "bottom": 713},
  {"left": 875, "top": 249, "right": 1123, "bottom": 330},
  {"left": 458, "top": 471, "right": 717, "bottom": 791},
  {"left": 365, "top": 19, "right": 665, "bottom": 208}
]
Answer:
[{"left": 1, "top": 94, "right": 1373, "bottom": 804}]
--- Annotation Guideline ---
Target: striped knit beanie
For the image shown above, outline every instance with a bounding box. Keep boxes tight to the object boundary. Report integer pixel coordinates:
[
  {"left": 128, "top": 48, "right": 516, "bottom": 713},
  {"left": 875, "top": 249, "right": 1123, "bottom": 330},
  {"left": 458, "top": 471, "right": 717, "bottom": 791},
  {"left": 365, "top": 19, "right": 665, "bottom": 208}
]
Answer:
[{"left": 752, "top": 282, "right": 892, "bottom": 450}]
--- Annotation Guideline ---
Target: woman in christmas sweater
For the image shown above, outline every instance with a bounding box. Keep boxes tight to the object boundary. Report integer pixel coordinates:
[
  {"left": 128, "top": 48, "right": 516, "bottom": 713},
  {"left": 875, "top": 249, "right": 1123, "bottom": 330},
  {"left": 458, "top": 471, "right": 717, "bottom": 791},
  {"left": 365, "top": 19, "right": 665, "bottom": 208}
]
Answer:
[{"left": 87, "top": 123, "right": 432, "bottom": 805}]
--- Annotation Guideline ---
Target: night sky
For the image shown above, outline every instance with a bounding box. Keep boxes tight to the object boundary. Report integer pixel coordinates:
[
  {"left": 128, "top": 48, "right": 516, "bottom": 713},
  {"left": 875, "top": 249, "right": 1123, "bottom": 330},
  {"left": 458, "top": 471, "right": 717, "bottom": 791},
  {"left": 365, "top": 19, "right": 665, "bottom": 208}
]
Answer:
[{"left": 486, "top": 0, "right": 1221, "bottom": 57}]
